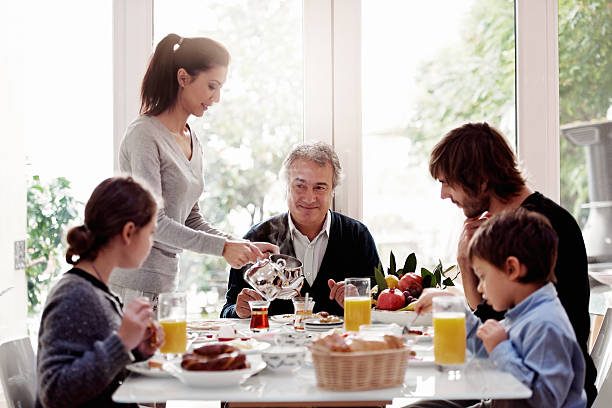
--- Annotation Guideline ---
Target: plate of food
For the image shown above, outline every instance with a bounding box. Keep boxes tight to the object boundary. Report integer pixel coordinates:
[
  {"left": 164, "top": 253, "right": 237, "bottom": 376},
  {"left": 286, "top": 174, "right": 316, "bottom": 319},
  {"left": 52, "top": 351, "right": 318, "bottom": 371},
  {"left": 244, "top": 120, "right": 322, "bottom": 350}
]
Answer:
[
  {"left": 126, "top": 359, "right": 175, "bottom": 378},
  {"left": 407, "top": 343, "right": 435, "bottom": 366},
  {"left": 405, "top": 327, "right": 434, "bottom": 343},
  {"left": 187, "top": 320, "right": 235, "bottom": 332},
  {"left": 165, "top": 349, "right": 266, "bottom": 387},
  {"left": 270, "top": 314, "right": 295, "bottom": 324},
  {"left": 371, "top": 310, "right": 432, "bottom": 326}
]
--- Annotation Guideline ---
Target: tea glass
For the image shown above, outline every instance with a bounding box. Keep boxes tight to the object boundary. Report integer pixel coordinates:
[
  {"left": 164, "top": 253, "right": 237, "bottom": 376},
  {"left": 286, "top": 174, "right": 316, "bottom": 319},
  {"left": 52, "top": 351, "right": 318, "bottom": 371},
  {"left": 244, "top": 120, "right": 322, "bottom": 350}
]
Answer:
[
  {"left": 343, "top": 278, "right": 371, "bottom": 332},
  {"left": 433, "top": 296, "right": 466, "bottom": 368},
  {"left": 292, "top": 298, "right": 315, "bottom": 330},
  {"left": 158, "top": 292, "right": 187, "bottom": 358},
  {"left": 249, "top": 300, "right": 270, "bottom": 332}
]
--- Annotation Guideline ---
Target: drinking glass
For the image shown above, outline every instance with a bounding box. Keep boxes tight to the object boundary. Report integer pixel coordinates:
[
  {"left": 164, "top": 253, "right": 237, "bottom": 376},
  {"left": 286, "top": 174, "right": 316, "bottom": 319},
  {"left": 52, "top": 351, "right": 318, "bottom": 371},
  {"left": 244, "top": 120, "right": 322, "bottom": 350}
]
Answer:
[
  {"left": 158, "top": 292, "right": 187, "bottom": 358},
  {"left": 249, "top": 300, "right": 270, "bottom": 332},
  {"left": 343, "top": 277, "right": 371, "bottom": 332},
  {"left": 433, "top": 296, "right": 466, "bottom": 367},
  {"left": 292, "top": 298, "right": 315, "bottom": 330}
]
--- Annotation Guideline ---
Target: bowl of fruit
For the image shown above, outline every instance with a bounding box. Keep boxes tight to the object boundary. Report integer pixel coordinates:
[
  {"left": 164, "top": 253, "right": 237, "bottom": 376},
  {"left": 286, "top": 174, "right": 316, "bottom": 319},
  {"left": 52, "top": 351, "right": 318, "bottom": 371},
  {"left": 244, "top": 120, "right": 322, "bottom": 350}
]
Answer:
[{"left": 370, "top": 252, "right": 458, "bottom": 327}]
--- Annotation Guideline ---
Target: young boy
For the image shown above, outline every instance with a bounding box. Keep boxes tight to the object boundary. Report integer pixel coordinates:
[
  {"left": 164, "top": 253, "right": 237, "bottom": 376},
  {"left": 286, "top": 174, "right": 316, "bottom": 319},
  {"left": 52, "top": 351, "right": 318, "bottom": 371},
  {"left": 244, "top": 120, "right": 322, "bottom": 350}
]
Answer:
[{"left": 413, "top": 208, "right": 587, "bottom": 408}]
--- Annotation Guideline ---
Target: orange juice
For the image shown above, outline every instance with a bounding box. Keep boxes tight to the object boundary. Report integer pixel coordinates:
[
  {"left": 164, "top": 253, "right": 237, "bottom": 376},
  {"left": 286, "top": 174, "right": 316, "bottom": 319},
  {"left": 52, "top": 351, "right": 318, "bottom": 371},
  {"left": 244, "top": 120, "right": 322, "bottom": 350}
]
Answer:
[
  {"left": 159, "top": 319, "right": 187, "bottom": 354},
  {"left": 433, "top": 312, "right": 466, "bottom": 365},
  {"left": 344, "top": 297, "right": 371, "bottom": 331}
]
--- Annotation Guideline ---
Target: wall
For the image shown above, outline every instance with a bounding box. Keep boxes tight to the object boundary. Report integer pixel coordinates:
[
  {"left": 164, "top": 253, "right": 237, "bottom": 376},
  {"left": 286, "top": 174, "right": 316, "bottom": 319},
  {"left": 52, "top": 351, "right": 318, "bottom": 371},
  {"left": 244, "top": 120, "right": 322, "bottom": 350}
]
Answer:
[{"left": 0, "top": 2, "right": 28, "bottom": 342}]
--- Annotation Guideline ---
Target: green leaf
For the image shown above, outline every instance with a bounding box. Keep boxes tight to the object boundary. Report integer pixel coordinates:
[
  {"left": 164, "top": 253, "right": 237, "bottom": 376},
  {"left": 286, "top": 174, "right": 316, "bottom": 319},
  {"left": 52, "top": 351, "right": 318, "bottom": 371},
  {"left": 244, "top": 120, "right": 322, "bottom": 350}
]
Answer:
[
  {"left": 443, "top": 265, "right": 456, "bottom": 275},
  {"left": 421, "top": 267, "right": 436, "bottom": 288},
  {"left": 403, "top": 252, "right": 417, "bottom": 273},
  {"left": 442, "top": 277, "right": 455, "bottom": 287},
  {"left": 433, "top": 260, "right": 443, "bottom": 288},
  {"left": 374, "top": 263, "right": 387, "bottom": 291},
  {"left": 389, "top": 251, "right": 397, "bottom": 276}
]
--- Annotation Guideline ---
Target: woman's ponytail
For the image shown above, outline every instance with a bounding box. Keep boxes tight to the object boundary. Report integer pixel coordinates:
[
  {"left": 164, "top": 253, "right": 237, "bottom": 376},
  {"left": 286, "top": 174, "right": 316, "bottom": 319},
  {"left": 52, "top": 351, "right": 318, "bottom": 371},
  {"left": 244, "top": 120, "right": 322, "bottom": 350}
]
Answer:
[{"left": 140, "top": 33, "right": 182, "bottom": 116}]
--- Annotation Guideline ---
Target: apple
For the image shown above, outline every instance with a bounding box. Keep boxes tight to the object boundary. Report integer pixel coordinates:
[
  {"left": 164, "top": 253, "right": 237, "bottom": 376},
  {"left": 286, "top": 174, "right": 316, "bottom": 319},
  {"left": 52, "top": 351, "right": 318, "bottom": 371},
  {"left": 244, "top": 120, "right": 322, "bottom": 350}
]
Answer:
[
  {"left": 398, "top": 273, "right": 423, "bottom": 298},
  {"left": 377, "top": 288, "right": 406, "bottom": 310}
]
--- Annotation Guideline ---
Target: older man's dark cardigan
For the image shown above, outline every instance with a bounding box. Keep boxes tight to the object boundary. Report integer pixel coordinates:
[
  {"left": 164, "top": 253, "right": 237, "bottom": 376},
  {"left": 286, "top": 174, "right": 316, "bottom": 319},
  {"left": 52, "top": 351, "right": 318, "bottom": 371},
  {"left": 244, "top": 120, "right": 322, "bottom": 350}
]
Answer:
[{"left": 221, "top": 211, "right": 380, "bottom": 318}]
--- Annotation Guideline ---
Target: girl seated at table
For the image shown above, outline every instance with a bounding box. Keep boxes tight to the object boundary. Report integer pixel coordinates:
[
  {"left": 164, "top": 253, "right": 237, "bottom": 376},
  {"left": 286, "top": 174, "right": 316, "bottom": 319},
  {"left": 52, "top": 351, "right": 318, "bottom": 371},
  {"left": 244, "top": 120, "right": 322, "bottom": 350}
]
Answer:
[
  {"left": 410, "top": 208, "right": 587, "bottom": 408},
  {"left": 36, "top": 177, "right": 165, "bottom": 408}
]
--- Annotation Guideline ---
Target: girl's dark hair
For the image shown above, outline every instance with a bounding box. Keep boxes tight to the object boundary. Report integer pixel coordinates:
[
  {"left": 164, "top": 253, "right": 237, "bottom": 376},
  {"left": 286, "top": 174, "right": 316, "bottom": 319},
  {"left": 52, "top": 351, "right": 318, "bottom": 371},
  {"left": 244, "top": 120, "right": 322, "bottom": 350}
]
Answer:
[
  {"left": 140, "top": 33, "right": 231, "bottom": 116},
  {"left": 66, "top": 177, "right": 157, "bottom": 264},
  {"left": 429, "top": 122, "right": 526, "bottom": 200}
]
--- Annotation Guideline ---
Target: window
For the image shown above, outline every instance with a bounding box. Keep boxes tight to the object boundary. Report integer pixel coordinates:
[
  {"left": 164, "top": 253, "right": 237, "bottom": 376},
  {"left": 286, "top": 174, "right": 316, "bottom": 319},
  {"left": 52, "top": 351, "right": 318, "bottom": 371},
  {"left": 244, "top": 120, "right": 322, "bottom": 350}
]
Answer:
[
  {"left": 23, "top": 0, "right": 112, "bottom": 338},
  {"left": 361, "top": 0, "right": 516, "bottom": 268},
  {"left": 154, "top": 0, "right": 304, "bottom": 316},
  {"left": 558, "top": 1, "right": 612, "bottom": 272}
]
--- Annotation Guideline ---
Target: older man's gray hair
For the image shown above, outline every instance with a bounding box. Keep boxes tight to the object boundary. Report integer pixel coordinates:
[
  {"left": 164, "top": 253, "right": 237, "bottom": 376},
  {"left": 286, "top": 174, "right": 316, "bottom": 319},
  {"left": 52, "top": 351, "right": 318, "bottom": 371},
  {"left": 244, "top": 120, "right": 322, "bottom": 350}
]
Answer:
[{"left": 280, "top": 141, "right": 344, "bottom": 189}]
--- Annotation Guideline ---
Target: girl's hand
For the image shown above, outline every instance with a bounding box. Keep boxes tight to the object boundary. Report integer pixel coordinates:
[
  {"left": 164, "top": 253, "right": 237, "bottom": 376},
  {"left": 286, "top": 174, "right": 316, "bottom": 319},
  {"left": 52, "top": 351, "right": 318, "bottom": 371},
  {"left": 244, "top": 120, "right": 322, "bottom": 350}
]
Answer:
[
  {"left": 477, "top": 319, "right": 507, "bottom": 354},
  {"left": 137, "top": 320, "right": 165, "bottom": 358},
  {"left": 117, "top": 297, "right": 154, "bottom": 350}
]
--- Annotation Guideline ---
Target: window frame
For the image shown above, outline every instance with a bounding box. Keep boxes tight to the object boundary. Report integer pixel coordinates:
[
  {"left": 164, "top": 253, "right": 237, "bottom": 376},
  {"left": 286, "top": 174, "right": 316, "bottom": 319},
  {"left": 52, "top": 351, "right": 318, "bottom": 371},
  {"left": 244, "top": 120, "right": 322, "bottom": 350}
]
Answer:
[{"left": 113, "top": 0, "right": 561, "bottom": 217}]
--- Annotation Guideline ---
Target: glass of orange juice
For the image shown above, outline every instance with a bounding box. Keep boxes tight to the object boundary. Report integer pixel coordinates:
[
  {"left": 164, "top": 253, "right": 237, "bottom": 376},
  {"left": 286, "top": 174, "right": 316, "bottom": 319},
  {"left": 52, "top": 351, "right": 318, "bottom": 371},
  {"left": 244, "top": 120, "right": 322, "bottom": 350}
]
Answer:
[
  {"left": 344, "top": 278, "right": 371, "bottom": 332},
  {"left": 433, "top": 296, "right": 466, "bottom": 367},
  {"left": 158, "top": 292, "right": 187, "bottom": 358}
]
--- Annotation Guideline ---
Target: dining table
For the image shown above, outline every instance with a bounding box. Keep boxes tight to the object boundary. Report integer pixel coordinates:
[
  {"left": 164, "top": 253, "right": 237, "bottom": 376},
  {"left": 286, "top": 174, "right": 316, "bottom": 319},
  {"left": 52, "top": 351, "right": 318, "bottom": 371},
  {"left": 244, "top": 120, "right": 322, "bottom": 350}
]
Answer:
[{"left": 112, "top": 317, "right": 531, "bottom": 407}]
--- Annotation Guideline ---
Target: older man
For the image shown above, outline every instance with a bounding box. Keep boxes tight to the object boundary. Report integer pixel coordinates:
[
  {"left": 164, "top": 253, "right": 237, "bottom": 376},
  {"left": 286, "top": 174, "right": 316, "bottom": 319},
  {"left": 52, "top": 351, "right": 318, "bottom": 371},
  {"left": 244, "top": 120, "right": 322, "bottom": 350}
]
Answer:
[
  {"left": 221, "top": 142, "right": 380, "bottom": 318},
  {"left": 428, "top": 122, "right": 596, "bottom": 407}
]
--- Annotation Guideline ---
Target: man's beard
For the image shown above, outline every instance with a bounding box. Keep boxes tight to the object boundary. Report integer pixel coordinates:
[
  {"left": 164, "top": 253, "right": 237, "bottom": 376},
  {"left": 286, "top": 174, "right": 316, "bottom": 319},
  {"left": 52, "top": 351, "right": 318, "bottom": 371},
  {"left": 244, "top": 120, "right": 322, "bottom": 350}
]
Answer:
[{"left": 462, "top": 193, "right": 490, "bottom": 219}]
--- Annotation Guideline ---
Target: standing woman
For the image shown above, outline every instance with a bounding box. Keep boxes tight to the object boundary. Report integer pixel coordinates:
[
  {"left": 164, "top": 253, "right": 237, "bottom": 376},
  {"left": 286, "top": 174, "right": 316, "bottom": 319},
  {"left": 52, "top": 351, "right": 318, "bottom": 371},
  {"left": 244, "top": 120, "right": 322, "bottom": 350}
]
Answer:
[
  {"left": 109, "top": 33, "right": 278, "bottom": 306},
  {"left": 36, "top": 177, "right": 164, "bottom": 408}
]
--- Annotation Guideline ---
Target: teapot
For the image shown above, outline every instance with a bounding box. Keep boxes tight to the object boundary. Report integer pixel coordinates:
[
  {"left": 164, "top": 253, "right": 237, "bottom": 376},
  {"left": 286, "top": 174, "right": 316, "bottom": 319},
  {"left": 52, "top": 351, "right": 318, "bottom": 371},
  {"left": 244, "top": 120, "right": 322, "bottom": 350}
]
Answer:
[{"left": 243, "top": 254, "right": 304, "bottom": 301}]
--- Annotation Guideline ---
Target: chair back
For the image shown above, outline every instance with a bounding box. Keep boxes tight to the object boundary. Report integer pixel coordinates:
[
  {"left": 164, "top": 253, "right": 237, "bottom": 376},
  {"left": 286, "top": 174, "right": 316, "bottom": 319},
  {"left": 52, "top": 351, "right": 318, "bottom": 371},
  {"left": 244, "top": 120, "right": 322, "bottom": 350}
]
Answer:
[{"left": 0, "top": 337, "right": 36, "bottom": 408}]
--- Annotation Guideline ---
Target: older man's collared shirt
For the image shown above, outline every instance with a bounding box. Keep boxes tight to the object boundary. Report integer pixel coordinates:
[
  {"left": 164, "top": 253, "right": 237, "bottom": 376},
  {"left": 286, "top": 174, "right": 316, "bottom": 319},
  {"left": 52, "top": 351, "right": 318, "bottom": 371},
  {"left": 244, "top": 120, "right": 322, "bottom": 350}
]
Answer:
[{"left": 288, "top": 211, "right": 331, "bottom": 286}]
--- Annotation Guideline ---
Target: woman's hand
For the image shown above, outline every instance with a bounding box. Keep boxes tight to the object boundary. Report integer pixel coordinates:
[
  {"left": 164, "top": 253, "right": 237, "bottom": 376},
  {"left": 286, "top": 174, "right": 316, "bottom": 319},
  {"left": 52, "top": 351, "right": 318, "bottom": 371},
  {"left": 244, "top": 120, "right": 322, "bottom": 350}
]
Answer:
[
  {"left": 137, "top": 320, "right": 165, "bottom": 358},
  {"left": 476, "top": 319, "right": 507, "bottom": 354},
  {"left": 236, "top": 288, "right": 263, "bottom": 318},
  {"left": 117, "top": 297, "right": 154, "bottom": 350},
  {"left": 252, "top": 242, "right": 279, "bottom": 255},
  {"left": 222, "top": 240, "right": 264, "bottom": 268}
]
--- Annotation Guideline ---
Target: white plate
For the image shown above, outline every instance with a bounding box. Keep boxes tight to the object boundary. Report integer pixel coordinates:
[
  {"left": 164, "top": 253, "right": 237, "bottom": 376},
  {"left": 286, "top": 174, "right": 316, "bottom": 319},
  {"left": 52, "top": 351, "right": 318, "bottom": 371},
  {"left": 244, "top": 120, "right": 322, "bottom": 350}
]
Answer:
[
  {"left": 126, "top": 360, "right": 174, "bottom": 378},
  {"left": 270, "top": 314, "right": 295, "bottom": 323},
  {"left": 164, "top": 355, "right": 266, "bottom": 387},
  {"left": 408, "top": 344, "right": 435, "bottom": 366},
  {"left": 371, "top": 310, "right": 432, "bottom": 326},
  {"left": 190, "top": 339, "right": 271, "bottom": 355}
]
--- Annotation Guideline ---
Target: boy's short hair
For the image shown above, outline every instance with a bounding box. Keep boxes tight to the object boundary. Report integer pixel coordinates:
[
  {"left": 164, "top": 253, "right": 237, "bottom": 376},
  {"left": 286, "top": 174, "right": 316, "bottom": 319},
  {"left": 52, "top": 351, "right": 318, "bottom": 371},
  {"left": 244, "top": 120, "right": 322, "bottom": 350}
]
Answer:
[{"left": 468, "top": 208, "right": 558, "bottom": 283}]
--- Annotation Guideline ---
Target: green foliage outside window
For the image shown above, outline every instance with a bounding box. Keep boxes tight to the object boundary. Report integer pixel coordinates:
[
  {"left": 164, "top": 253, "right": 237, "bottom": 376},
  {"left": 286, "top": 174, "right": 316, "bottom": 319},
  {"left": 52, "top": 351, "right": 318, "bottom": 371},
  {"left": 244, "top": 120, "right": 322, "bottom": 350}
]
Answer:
[
  {"left": 409, "top": 0, "right": 612, "bottom": 219},
  {"left": 26, "top": 176, "right": 80, "bottom": 313}
]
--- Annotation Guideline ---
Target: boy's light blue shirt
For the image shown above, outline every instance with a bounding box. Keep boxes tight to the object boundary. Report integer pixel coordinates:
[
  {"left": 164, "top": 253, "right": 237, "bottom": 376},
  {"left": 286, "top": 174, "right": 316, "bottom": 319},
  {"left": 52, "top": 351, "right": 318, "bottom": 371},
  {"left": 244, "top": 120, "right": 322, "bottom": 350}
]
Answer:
[{"left": 466, "top": 282, "right": 587, "bottom": 408}]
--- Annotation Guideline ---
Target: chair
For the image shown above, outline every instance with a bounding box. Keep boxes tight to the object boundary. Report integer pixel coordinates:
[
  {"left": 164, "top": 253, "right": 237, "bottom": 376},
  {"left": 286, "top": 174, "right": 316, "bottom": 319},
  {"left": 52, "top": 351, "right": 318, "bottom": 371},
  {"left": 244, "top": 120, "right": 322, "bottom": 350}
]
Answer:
[
  {"left": 0, "top": 337, "right": 36, "bottom": 408},
  {"left": 593, "top": 359, "right": 612, "bottom": 408},
  {"left": 591, "top": 307, "right": 612, "bottom": 391}
]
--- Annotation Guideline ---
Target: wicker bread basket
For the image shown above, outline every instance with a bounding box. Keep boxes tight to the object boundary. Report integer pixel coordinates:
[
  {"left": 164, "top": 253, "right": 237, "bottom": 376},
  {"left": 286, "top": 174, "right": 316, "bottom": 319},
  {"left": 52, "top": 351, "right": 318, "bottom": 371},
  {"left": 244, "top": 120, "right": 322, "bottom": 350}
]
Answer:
[{"left": 310, "top": 346, "right": 410, "bottom": 391}]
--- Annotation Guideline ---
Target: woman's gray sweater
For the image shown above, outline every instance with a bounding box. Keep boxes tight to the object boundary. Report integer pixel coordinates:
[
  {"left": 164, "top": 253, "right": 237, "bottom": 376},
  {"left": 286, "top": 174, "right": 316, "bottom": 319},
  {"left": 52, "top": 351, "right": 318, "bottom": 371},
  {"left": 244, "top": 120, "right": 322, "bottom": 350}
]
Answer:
[
  {"left": 109, "top": 115, "right": 233, "bottom": 293},
  {"left": 36, "top": 269, "right": 137, "bottom": 408}
]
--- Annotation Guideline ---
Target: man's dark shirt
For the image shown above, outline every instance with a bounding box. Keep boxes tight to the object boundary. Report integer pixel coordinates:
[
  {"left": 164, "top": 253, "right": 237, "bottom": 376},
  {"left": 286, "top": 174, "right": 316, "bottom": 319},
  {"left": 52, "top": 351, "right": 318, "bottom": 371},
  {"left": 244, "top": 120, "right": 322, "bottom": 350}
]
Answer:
[
  {"left": 221, "top": 211, "right": 380, "bottom": 318},
  {"left": 474, "top": 192, "right": 597, "bottom": 406}
]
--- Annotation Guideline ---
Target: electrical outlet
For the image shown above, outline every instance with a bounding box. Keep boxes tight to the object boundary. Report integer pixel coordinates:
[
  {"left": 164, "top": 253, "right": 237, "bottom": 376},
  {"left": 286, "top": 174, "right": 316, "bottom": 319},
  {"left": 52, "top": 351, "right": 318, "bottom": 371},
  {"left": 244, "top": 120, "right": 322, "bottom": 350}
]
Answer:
[{"left": 14, "top": 240, "right": 26, "bottom": 270}]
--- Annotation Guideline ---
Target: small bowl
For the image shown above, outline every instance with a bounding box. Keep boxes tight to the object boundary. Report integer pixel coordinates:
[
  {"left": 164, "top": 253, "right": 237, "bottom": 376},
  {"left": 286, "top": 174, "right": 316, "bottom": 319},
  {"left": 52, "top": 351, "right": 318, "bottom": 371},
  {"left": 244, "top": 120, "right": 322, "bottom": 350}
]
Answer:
[
  {"left": 261, "top": 346, "right": 307, "bottom": 372},
  {"left": 274, "top": 331, "right": 313, "bottom": 347}
]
